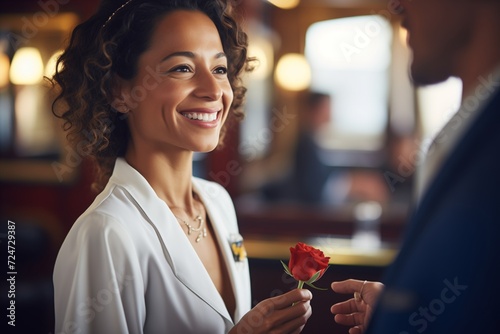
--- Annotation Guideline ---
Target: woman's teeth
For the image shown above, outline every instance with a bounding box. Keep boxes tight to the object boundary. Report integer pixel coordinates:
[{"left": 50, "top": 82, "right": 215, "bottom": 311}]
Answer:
[{"left": 182, "top": 112, "right": 217, "bottom": 122}]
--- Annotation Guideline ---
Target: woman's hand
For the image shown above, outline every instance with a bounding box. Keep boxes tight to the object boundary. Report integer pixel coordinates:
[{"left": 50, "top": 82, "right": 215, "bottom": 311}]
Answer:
[
  {"left": 231, "top": 289, "right": 312, "bottom": 334},
  {"left": 330, "top": 279, "right": 384, "bottom": 334}
]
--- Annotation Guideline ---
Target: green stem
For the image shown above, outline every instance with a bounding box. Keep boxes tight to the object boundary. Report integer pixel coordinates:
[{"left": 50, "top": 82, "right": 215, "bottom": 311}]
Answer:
[{"left": 292, "top": 281, "right": 305, "bottom": 306}]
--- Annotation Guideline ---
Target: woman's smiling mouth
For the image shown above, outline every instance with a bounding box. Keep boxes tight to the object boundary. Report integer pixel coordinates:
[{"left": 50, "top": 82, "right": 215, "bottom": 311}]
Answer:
[{"left": 181, "top": 111, "right": 218, "bottom": 122}]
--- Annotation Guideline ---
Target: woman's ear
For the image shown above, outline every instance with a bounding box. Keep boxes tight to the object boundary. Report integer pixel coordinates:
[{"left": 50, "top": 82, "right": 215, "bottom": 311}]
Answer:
[{"left": 110, "top": 75, "right": 132, "bottom": 114}]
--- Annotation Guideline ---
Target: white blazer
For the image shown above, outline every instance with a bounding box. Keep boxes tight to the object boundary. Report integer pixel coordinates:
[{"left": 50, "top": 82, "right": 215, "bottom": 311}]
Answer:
[{"left": 53, "top": 158, "right": 251, "bottom": 334}]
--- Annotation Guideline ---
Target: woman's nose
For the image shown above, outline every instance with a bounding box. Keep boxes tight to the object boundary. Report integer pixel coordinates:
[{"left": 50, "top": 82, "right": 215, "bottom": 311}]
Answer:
[{"left": 193, "top": 70, "right": 224, "bottom": 101}]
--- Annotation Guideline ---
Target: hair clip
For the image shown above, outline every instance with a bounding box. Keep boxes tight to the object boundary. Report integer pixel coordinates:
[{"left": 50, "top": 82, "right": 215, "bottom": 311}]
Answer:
[{"left": 102, "top": 0, "right": 136, "bottom": 29}]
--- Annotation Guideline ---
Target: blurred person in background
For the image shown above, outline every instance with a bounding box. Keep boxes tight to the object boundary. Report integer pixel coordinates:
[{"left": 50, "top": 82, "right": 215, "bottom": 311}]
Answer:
[{"left": 263, "top": 91, "right": 388, "bottom": 206}]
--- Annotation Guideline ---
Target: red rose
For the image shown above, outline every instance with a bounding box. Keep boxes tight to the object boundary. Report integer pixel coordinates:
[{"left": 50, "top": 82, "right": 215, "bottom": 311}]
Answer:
[{"left": 288, "top": 242, "right": 330, "bottom": 282}]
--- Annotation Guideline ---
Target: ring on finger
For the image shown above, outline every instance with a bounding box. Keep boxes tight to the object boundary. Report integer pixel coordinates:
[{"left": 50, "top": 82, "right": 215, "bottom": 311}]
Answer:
[{"left": 354, "top": 280, "right": 367, "bottom": 302}]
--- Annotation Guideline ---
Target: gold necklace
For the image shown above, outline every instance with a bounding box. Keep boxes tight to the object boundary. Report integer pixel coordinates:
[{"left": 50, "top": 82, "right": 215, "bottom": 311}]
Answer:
[{"left": 175, "top": 215, "right": 207, "bottom": 243}]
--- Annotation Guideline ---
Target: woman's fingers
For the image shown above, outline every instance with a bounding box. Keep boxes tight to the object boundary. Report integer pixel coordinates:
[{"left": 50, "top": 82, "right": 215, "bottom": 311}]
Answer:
[
  {"left": 273, "top": 289, "right": 313, "bottom": 310},
  {"left": 249, "top": 289, "right": 312, "bottom": 331},
  {"left": 275, "top": 300, "right": 313, "bottom": 333},
  {"left": 252, "top": 289, "right": 310, "bottom": 321}
]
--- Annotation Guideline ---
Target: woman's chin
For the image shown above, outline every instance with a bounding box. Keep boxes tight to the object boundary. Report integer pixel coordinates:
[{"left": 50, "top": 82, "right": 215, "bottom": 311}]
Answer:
[{"left": 196, "top": 142, "right": 219, "bottom": 153}]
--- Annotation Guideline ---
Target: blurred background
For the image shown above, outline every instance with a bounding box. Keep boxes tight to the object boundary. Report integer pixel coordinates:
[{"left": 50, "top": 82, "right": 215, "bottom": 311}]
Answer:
[{"left": 0, "top": 0, "right": 463, "bottom": 333}]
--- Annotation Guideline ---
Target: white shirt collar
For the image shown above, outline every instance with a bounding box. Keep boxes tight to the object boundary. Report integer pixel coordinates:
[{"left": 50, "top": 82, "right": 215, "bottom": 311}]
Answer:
[{"left": 415, "top": 65, "right": 500, "bottom": 203}]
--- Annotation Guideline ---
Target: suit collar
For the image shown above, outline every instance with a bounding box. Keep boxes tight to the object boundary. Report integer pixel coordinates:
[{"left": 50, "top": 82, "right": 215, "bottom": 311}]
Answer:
[
  {"left": 387, "top": 89, "right": 500, "bottom": 281},
  {"left": 381, "top": 90, "right": 500, "bottom": 289},
  {"left": 413, "top": 88, "right": 500, "bottom": 226},
  {"left": 109, "top": 159, "right": 233, "bottom": 325}
]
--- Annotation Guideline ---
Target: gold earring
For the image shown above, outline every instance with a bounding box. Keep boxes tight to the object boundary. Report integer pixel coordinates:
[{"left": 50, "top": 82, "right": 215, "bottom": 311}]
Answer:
[{"left": 111, "top": 101, "right": 129, "bottom": 113}]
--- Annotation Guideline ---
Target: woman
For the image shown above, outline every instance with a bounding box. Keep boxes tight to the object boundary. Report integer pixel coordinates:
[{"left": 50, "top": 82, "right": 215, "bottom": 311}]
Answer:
[{"left": 52, "top": 0, "right": 312, "bottom": 333}]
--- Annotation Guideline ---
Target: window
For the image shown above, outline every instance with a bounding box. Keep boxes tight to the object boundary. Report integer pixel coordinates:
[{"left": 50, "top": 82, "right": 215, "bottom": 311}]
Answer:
[{"left": 305, "top": 15, "right": 393, "bottom": 163}]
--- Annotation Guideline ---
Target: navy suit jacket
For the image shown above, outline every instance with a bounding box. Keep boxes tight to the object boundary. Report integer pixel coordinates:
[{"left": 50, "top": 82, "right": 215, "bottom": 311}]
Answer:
[{"left": 367, "top": 89, "right": 500, "bottom": 333}]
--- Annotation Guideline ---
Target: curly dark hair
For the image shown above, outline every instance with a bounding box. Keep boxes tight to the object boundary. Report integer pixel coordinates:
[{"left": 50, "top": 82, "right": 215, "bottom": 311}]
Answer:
[{"left": 51, "top": 0, "right": 250, "bottom": 192}]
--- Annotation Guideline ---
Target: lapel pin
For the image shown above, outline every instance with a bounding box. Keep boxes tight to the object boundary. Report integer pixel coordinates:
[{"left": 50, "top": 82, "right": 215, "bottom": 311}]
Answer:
[{"left": 229, "top": 233, "right": 247, "bottom": 262}]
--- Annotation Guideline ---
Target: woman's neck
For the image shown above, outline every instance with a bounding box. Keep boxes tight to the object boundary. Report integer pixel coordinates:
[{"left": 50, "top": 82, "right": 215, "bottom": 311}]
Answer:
[{"left": 125, "top": 146, "right": 198, "bottom": 215}]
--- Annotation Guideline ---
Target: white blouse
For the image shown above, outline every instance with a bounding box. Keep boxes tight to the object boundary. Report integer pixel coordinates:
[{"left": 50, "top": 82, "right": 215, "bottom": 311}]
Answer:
[{"left": 54, "top": 158, "right": 251, "bottom": 334}]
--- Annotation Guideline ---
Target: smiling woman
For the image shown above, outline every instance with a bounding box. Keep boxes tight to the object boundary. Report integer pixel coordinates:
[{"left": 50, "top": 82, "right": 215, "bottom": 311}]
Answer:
[
  {"left": 120, "top": 10, "right": 234, "bottom": 157},
  {"left": 50, "top": 0, "right": 313, "bottom": 333},
  {"left": 51, "top": 0, "right": 248, "bottom": 193}
]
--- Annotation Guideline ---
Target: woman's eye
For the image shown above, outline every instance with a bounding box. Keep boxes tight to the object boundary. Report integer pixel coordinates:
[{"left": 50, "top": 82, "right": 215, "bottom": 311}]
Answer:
[
  {"left": 213, "top": 66, "right": 228, "bottom": 75},
  {"left": 170, "top": 65, "right": 192, "bottom": 73}
]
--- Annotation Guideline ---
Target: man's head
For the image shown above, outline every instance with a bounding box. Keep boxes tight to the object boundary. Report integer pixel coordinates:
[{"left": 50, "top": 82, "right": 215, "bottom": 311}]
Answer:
[
  {"left": 302, "top": 92, "right": 331, "bottom": 132},
  {"left": 400, "top": 0, "right": 475, "bottom": 86}
]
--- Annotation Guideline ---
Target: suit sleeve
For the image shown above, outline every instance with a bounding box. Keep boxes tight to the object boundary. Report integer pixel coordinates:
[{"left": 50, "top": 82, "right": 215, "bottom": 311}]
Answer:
[{"left": 54, "top": 213, "right": 145, "bottom": 334}]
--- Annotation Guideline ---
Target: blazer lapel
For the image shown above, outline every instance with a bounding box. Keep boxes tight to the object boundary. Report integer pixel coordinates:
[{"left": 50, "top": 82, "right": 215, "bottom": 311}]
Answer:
[
  {"left": 193, "top": 179, "right": 248, "bottom": 322},
  {"left": 386, "top": 89, "right": 500, "bottom": 281},
  {"left": 111, "top": 160, "right": 232, "bottom": 325},
  {"left": 415, "top": 90, "right": 500, "bottom": 232},
  {"left": 157, "top": 209, "right": 233, "bottom": 321}
]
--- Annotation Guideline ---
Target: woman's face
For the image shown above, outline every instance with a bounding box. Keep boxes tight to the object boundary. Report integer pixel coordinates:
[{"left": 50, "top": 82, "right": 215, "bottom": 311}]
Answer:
[{"left": 121, "top": 10, "right": 233, "bottom": 155}]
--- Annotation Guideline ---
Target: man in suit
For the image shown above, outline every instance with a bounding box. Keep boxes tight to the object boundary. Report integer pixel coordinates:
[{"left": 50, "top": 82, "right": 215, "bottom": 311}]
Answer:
[{"left": 330, "top": 1, "right": 500, "bottom": 333}]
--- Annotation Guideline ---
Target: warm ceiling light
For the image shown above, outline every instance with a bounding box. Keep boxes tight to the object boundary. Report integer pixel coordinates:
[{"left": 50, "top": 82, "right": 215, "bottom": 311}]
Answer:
[
  {"left": 275, "top": 53, "right": 311, "bottom": 91},
  {"left": 247, "top": 38, "right": 274, "bottom": 80},
  {"left": 0, "top": 52, "right": 10, "bottom": 89},
  {"left": 9, "top": 47, "right": 44, "bottom": 85},
  {"left": 267, "top": 0, "right": 300, "bottom": 10},
  {"left": 45, "top": 49, "right": 64, "bottom": 78}
]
